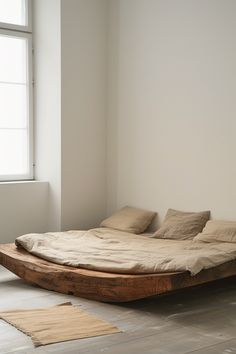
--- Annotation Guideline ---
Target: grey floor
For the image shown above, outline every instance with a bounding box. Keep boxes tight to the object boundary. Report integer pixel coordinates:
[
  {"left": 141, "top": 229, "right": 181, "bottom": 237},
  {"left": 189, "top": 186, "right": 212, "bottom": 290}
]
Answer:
[{"left": 0, "top": 266, "right": 236, "bottom": 354}]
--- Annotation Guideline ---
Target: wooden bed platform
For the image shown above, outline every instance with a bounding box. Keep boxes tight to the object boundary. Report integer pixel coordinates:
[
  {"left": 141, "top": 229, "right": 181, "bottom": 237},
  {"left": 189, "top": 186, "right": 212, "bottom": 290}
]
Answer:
[{"left": 0, "top": 243, "right": 236, "bottom": 302}]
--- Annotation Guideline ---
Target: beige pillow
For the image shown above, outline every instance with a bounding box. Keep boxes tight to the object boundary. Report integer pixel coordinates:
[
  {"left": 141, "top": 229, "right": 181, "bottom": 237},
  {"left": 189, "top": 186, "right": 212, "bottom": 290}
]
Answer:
[
  {"left": 100, "top": 206, "right": 156, "bottom": 234},
  {"left": 153, "top": 208, "right": 210, "bottom": 240},
  {"left": 194, "top": 220, "right": 236, "bottom": 243}
]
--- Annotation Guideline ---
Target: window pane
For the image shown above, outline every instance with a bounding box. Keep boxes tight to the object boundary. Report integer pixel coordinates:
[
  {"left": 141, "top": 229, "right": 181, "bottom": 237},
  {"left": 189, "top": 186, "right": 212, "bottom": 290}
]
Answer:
[
  {"left": 0, "top": 129, "right": 28, "bottom": 176},
  {"left": 0, "top": 0, "right": 26, "bottom": 26},
  {"left": 0, "top": 29, "right": 32, "bottom": 180},
  {"left": 0, "top": 83, "right": 27, "bottom": 128},
  {"left": 0, "top": 34, "right": 27, "bottom": 83}
]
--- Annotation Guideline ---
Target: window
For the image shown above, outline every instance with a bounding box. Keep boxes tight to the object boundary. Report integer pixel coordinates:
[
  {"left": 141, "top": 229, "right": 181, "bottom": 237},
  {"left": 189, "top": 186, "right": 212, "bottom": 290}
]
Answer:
[
  {"left": 0, "top": 0, "right": 31, "bottom": 31},
  {"left": 0, "top": 0, "right": 33, "bottom": 181}
]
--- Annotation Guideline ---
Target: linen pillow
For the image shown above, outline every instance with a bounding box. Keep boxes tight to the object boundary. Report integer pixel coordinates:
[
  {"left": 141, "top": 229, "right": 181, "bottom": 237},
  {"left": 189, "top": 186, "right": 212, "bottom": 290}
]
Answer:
[
  {"left": 194, "top": 220, "right": 236, "bottom": 243},
  {"left": 153, "top": 208, "right": 210, "bottom": 240},
  {"left": 100, "top": 206, "right": 156, "bottom": 234}
]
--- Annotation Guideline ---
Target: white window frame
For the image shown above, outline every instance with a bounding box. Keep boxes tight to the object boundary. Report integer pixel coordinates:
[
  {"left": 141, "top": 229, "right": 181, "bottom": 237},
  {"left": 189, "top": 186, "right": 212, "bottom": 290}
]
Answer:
[
  {"left": 0, "top": 0, "right": 33, "bottom": 181},
  {"left": 0, "top": 0, "right": 32, "bottom": 32}
]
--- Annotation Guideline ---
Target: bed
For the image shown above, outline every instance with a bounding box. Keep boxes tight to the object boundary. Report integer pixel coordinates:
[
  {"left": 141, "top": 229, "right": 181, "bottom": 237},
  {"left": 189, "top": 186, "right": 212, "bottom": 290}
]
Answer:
[{"left": 1, "top": 227, "right": 236, "bottom": 302}]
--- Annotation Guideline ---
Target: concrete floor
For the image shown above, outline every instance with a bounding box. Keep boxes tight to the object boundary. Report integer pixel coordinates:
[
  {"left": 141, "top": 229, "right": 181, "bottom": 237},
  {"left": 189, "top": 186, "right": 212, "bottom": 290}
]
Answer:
[{"left": 0, "top": 266, "right": 236, "bottom": 354}]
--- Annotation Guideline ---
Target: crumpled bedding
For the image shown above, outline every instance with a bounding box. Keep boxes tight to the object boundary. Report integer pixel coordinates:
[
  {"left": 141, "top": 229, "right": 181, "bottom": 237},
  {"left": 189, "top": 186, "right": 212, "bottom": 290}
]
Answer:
[{"left": 15, "top": 227, "right": 236, "bottom": 276}]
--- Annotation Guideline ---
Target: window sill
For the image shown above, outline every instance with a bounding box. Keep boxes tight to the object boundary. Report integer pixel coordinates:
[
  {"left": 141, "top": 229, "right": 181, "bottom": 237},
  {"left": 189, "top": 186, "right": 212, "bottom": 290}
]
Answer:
[{"left": 0, "top": 180, "right": 48, "bottom": 186}]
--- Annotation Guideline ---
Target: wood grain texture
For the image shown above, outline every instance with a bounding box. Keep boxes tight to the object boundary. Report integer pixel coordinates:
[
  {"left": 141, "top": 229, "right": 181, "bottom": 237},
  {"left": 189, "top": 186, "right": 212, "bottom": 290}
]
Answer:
[{"left": 0, "top": 243, "right": 236, "bottom": 302}]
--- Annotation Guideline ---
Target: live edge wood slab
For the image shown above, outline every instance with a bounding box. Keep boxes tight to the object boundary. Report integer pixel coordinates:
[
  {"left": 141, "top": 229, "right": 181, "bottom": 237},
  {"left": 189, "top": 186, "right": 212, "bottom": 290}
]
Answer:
[{"left": 0, "top": 243, "right": 236, "bottom": 302}]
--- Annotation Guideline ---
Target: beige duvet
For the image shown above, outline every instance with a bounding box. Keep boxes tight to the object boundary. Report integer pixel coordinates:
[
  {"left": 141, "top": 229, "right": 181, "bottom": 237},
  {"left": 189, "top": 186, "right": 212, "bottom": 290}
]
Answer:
[{"left": 15, "top": 228, "right": 236, "bottom": 276}]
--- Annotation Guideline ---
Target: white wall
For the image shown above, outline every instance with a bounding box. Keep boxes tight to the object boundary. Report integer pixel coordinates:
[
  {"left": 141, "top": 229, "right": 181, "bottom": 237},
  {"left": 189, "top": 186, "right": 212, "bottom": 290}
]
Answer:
[
  {"left": 33, "top": 0, "right": 62, "bottom": 231},
  {"left": 0, "top": 182, "right": 48, "bottom": 243},
  {"left": 33, "top": 0, "right": 108, "bottom": 232},
  {"left": 107, "top": 0, "right": 236, "bottom": 225},
  {"left": 61, "top": 0, "right": 108, "bottom": 230}
]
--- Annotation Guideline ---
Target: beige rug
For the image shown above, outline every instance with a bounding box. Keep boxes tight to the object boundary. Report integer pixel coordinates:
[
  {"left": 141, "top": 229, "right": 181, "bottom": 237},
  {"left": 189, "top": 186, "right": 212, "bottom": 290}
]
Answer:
[{"left": 0, "top": 302, "right": 121, "bottom": 346}]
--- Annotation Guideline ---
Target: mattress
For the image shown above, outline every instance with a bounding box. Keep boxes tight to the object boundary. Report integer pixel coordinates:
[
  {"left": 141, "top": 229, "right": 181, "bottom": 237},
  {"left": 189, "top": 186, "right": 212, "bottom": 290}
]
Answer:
[{"left": 15, "top": 227, "right": 236, "bottom": 276}]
